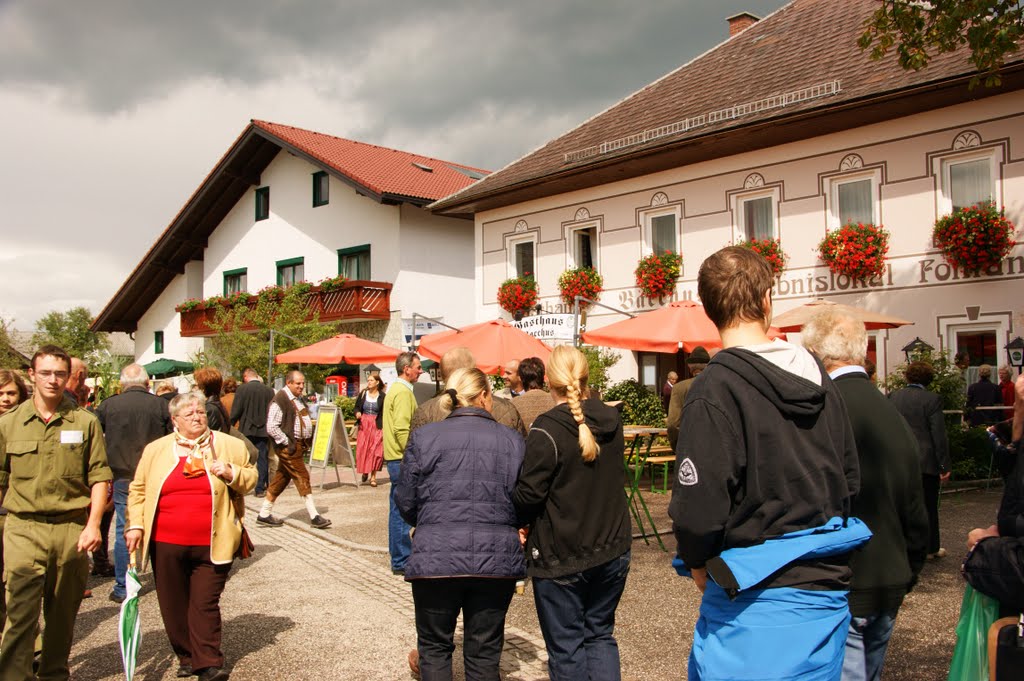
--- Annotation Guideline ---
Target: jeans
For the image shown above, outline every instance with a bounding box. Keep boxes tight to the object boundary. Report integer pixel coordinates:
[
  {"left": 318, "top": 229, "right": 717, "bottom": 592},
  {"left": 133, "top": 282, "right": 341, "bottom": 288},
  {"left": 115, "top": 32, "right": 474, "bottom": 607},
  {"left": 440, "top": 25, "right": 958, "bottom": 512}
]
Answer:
[
  {"left": 386, "top": 460, "right": 412, "bottom": 571},
  {"left": 532, "top": 550, "right": 630, "bottom": 681},
  {"left": 412, "top": 578, "right": 515, "bottom": 681},
  {"left": 112, "top": 478, "right": 131, "bottom": 598},
  {"left": 251, "top": 436, "right": 269, "bottom": 493},
  {"left": 841, "top": 610, "right": 898, "bottom": 681}
]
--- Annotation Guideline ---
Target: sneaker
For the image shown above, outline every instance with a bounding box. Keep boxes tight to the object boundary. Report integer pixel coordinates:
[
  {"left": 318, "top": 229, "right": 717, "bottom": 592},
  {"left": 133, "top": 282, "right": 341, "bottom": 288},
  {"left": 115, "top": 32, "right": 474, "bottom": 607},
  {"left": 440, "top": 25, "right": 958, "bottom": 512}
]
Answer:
[
  {"left": 256, "top": 514, "right": 284, "bottom": 527},
  {"left": 176, "top": 664, "right": 193, "bottom": 678},
  {"left": 310, "top": 515, "right": 332, "bottom": 529},
  {"left": 392, "top": 567, "right": 405, "bottom": 576},
  {"left": 253, "top": 490, "right": 266, "bottom": 498},
  {"left": 109, "top": 592, "right": 126, "bottom": 604},
  {"left": 927, "top": 548, "right": 948, "bottom": 559}
]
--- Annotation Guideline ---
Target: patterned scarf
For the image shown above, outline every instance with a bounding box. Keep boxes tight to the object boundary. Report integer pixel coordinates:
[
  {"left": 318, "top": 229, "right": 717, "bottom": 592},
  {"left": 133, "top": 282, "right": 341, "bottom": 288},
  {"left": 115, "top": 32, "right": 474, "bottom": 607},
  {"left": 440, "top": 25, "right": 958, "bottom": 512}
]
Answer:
[{"left": 174, "top": 428, "right": 212, "bottom": 478}]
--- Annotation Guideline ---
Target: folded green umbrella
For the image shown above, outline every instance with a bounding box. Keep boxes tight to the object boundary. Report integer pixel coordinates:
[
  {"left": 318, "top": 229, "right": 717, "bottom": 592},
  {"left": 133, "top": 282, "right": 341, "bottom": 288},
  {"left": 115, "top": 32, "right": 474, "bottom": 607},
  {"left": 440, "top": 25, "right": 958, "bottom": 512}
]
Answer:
[{"left": 118, "top": 555, "right": 143, "bottom": 681}]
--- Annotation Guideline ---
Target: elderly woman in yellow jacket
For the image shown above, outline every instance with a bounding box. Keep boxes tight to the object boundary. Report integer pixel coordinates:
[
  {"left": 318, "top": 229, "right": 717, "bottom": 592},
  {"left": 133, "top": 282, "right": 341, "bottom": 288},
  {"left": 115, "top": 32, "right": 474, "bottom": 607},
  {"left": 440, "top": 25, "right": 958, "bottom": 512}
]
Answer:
[{"left": 126, "top": 393, "right": 256, "bottom": 681}]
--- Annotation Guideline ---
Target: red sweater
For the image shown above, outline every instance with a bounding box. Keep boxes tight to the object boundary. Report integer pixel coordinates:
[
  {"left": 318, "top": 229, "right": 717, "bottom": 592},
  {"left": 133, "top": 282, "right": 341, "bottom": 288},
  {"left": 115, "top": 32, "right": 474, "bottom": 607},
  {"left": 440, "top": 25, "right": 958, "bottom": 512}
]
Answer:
[{"left": 153, "top": 457, "right": 213, "bottom": 546}]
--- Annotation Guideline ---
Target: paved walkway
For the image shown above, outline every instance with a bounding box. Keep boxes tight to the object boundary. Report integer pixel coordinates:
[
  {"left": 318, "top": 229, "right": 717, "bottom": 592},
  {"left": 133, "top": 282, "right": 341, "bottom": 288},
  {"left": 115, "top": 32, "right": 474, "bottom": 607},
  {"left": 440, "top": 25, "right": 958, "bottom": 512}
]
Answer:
[{"left": 67, "top": 470, "right": 1001, "bottom": 680}]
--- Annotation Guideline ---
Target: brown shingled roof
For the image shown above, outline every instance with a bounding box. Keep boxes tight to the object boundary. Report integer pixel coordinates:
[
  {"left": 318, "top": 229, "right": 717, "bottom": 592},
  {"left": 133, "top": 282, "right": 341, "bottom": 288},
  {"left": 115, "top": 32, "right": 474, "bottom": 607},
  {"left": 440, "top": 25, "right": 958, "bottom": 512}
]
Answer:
[{"left": 432, "top": 0, "right": 1024, "bottom": 215}]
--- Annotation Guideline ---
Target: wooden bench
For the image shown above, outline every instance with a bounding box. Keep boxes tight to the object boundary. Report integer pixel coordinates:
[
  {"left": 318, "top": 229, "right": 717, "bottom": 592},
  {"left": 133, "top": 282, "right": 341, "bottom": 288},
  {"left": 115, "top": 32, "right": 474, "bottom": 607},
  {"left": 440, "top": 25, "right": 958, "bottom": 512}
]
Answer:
[{"left": 645, "top": 446, "right": 675, "bottom": 493}]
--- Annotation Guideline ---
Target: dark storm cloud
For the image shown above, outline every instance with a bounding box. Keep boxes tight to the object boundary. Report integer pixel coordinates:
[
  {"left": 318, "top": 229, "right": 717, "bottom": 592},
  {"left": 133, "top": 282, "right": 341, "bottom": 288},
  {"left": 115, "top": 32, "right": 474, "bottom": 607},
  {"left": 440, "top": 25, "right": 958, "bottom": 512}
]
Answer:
[{"left": 0, "top": 1, "right": 788, "bottom": 151}]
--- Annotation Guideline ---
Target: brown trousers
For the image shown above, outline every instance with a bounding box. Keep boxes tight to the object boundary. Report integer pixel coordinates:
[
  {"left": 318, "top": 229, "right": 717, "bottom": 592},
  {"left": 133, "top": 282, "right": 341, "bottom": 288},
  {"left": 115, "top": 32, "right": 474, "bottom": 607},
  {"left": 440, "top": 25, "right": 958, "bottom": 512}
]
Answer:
[
  {"left": 150, "top": 542, "right": 231, "bottom": 672},
  {"left": 266, "top": 440, "right": 312, "bottom": 499}
]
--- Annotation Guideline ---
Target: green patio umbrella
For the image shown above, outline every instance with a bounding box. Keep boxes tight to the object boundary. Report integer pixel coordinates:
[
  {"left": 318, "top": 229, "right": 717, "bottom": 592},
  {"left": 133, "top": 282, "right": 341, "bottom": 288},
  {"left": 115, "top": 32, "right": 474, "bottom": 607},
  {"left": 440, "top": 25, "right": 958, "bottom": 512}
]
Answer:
[
  {"left": 142, "top": 358, "right": 194, "bottom": 379},
  {"left": 118, "top": 555, "right": 143, "bottom": 681}
]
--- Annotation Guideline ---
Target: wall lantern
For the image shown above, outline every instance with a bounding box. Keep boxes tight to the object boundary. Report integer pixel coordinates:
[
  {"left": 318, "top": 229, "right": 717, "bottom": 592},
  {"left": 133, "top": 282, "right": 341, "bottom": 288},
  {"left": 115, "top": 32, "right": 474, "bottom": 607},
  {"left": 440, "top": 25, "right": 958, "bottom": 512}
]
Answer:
[
  {"left": 1006, "top": 337, "right": 1024, "bottom": 370},
  {"left": 363, "top": 363, "right": 380, "bottom": 380},
  {"left": 901, "top": 337, "right": 934, "bottom": 362},
  {"left": 513, "top": 304, "right": 544, "bottom": 322}
]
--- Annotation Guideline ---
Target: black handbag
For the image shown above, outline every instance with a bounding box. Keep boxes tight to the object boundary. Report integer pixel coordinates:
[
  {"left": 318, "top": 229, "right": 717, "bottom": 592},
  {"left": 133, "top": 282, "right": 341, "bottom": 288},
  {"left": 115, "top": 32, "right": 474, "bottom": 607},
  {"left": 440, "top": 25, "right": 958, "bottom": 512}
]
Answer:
[{"left": 963, "top": 536, "right": 1024, "bottom": 613}]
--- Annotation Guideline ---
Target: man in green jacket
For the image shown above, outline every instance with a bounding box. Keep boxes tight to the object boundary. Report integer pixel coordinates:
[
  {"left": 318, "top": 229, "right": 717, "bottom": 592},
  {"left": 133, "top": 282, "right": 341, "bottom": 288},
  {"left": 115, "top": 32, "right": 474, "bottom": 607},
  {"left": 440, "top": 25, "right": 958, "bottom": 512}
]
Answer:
[{"left": 383, "top": 351, "right": 422, "bottom": 574}]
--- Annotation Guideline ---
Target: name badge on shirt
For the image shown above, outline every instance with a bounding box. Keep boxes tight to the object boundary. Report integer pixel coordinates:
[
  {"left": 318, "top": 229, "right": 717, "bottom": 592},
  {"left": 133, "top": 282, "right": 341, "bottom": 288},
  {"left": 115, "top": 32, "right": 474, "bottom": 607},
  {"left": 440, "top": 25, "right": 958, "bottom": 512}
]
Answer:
[{"left": 61, "top": 430, "right": 84, "bottom": 444}]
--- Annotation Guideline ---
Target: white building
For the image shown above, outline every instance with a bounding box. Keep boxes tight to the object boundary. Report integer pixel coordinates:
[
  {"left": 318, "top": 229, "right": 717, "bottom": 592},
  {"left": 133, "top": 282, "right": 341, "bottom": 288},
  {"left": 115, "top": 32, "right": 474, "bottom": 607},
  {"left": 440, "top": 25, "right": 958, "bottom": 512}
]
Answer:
[
  {"left": 93, "top": 120, "right": 486, "bottom": 379},
  {"left": 432, "top": 0, "right": 1024, "bottom": 387}
]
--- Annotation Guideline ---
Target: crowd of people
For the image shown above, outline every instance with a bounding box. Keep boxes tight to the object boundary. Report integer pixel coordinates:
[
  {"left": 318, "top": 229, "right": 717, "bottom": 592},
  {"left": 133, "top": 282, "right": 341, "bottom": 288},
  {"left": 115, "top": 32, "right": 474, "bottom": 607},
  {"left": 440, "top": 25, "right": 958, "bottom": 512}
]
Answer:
[{"left": 1, "top": 244, "right": 1022, "bottom": 681}]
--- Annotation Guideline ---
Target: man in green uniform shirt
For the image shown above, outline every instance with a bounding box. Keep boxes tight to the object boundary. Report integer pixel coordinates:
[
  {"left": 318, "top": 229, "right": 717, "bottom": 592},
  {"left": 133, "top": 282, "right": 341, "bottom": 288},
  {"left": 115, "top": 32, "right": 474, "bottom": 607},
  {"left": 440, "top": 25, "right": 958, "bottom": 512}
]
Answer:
[{"left": 0, "top": 345, "right": 112, "bottom": 681}]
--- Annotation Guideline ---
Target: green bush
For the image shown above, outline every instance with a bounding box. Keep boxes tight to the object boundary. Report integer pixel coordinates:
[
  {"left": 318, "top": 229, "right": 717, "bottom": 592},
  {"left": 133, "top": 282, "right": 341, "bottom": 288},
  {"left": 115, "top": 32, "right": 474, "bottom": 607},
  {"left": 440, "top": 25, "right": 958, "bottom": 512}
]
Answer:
[
  {"left": 580, "top": 345, "right": 621, "bottom": 395},
  {"left": 948, "top": 423, "right": 995, "bottom": 480},
  {"left": 881, "top": 348, "right": 966, "bottom": 411},
  {"left": 334, "top": 396, "right": 356, "bottom": 422},
  {"left": 604, "top": 379, "right": 665, "bottom": 427}
]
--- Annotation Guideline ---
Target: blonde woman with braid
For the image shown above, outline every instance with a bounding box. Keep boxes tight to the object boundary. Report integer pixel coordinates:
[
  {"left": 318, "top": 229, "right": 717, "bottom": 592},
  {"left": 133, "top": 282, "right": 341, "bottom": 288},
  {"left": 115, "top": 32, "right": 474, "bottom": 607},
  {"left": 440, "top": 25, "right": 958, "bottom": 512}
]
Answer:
[
  {"left": 513, "top": 345, "right": 632, "bottom": 681},
  {"left": 394, "top": 367, "right": 526, "bottom": 681}
]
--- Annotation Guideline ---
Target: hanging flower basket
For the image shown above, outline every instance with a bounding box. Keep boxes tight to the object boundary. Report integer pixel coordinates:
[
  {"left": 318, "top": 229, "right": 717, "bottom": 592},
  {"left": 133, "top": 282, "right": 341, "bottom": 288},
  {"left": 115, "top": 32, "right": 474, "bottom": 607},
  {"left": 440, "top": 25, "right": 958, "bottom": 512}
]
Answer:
[
  {"left": 635, "top": 251, "right": 682, "bottom": 300},
  {"left": 737, "top": 238, "right": 788, "bottom": 278},
  {"left": 933, "top": 201, "right": 1016, "bottom": 273},
  {"left": 496, "top": 275, "right": 539, "bottom": 315},
  {"left": 558, "top": 267, "right": 603, "bottom": 309},
  {"left": 256, "top": 284, "right": 285, "bottom": 302},
  {"left": 818, "top": 223, "right": 890, "bottom": 280}
]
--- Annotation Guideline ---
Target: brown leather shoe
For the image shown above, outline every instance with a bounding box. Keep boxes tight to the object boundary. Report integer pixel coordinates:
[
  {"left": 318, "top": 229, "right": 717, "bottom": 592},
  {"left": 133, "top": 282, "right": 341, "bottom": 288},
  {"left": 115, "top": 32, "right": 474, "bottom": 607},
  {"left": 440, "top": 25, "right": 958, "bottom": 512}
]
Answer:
[{"left": 408, "top": 649, "right": 420, "bottom": 676}]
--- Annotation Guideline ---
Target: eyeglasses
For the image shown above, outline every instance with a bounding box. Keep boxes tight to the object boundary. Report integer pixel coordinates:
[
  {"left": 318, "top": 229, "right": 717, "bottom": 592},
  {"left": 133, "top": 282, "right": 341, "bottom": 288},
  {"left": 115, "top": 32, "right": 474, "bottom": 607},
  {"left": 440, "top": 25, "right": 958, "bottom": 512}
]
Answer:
[
  {"left": 175, "top": 411, "right": 207, "bottom": 421},
  {"left": 34, "top": 371, "right": 70, "bottom": 380}
]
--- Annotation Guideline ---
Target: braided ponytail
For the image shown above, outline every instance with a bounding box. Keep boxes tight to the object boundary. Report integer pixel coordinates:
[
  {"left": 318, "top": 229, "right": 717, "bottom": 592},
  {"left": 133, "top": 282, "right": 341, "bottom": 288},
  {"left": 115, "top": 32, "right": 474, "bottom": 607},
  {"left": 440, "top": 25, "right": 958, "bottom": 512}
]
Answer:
[{"left": 548, "top": 346, "right": 599, "bottom": 461}]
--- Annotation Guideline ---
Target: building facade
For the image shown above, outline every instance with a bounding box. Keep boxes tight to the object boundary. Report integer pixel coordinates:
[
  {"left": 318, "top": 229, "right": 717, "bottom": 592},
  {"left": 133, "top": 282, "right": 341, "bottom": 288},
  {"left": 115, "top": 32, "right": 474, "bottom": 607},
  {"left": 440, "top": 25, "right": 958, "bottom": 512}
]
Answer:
[{"left": 434, "top": 0, "right": 1024, "bottom": 387}]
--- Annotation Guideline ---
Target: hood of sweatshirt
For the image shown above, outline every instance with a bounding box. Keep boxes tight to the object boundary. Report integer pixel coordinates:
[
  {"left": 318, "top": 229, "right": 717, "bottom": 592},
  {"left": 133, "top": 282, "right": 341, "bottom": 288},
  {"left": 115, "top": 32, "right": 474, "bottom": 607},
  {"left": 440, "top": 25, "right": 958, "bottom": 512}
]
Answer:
[
  {"left": 542, "top": 397, "right": 621, "bottom": 444},
  {"left": 710, "top": 341, "right": 829, "bottom": 418}
]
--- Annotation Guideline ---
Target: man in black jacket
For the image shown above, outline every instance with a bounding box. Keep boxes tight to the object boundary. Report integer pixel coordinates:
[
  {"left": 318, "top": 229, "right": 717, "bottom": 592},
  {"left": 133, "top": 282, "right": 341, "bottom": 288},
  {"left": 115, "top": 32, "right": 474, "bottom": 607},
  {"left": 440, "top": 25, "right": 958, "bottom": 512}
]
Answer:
[
  {"left": 230, "top": 368, "right": 275, "bottom": 497},
  {"left": 96, "top": 363, "right": 171, "bottom": 602},
  {"left": 669, "top": 247, "right": 862, "bottom": 681},
  {"left": 803, "top": 310, "right": 929, "bottom": 681}
]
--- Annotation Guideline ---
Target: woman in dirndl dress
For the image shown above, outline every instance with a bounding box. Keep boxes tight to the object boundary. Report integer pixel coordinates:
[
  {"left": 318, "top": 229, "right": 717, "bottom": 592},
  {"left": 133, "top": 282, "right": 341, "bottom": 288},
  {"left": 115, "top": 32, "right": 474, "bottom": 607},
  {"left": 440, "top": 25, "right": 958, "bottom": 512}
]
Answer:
[{"left": 354, "top": 374, "right": 386, "bottom": 486}]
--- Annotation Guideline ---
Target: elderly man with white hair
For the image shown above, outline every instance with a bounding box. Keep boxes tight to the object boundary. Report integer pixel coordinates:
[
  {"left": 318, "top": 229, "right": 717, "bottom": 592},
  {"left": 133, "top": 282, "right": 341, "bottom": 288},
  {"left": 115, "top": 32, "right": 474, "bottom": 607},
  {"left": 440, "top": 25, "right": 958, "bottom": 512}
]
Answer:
[
  {"left": 96, "top": 363, "right": 173, "bottom": 602},
  {"left": 802, "top": 310, "right": 929, "bottom": 681}
]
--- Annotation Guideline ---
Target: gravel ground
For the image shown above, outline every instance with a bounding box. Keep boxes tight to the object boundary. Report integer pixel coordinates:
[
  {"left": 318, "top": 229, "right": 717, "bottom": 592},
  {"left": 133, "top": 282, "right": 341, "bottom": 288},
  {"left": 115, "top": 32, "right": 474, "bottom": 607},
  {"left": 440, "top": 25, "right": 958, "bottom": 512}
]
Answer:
[{"left": 68, "top": 469, "right": 1000, "bottom": 680}]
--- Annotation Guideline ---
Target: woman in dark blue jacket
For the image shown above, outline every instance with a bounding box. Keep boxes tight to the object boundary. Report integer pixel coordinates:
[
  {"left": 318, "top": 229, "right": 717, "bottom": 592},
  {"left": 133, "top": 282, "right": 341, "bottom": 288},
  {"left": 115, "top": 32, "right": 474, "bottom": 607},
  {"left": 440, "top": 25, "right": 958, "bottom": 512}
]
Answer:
[{"left": 395, "top": 367, "right": 526, "bottom": 681}]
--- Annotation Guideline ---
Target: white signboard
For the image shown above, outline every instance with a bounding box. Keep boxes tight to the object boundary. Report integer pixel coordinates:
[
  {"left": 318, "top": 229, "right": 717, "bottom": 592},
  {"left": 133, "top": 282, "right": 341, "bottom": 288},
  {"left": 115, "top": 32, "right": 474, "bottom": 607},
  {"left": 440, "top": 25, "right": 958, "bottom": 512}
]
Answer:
[
  {"left": 403, "top": 318, "right": 446, "bottom": 344},
  {"left": 511, "top": 314, "right": 575, "bottom": 341}
]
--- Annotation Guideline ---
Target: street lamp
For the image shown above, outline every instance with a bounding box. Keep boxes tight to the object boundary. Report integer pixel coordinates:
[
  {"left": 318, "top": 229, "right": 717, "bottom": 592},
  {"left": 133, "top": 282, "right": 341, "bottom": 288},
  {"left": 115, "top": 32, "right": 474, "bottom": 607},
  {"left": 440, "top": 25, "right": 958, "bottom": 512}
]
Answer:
[
  {"left": 901, "top": 337, "right": 934, "bottom": 362},
  {"left": 513, "top": 303, "right": 544, "bottom": 322},
  {"left": 1006, "top": 336, "right": 1024, "bottom": 371}
]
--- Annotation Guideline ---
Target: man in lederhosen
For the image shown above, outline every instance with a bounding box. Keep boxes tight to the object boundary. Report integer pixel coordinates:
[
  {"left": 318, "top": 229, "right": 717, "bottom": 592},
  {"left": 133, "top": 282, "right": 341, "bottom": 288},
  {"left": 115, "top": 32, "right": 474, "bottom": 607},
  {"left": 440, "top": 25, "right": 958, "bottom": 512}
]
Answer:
[{"left": 256, "top": 370, "right": 331, "bottom": 529}]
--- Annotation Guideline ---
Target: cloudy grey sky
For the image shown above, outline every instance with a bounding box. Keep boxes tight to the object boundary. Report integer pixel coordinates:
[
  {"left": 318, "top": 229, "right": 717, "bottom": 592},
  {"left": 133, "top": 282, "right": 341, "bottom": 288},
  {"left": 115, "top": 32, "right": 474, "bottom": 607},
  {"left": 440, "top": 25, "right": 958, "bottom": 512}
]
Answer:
[{"left": 0, "top": 0, "right": 788, "bottom": 330}]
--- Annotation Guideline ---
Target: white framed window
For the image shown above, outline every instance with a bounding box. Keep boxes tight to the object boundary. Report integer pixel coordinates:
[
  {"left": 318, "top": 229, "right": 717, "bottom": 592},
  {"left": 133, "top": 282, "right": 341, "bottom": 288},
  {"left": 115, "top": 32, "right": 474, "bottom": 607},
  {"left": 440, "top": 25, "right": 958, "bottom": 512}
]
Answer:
[
  {"left": 639, "top": 205, "right": 681, "bottom": 256},
  {"left": 508, "top": 237, "right": 536, "bottom": 279},
  {"left": 825, "top": 169, "right": 881, "bottom": 228},
  {"left": 569, "top": 224, "right": 598, "bottom": 269},
  {"left": 935, "top": 150, "right": 999, "bottom": 214},
  {"left": 732, "top": 188, "right": 779, "bottom": 241}
]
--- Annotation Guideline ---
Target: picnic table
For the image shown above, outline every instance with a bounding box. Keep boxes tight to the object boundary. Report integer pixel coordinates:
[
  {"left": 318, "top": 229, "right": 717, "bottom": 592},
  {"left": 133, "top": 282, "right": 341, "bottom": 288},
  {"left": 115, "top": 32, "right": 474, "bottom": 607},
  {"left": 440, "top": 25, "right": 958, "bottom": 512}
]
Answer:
[{"left": 623, "top": 426, "right": 669, "bottom": 552}]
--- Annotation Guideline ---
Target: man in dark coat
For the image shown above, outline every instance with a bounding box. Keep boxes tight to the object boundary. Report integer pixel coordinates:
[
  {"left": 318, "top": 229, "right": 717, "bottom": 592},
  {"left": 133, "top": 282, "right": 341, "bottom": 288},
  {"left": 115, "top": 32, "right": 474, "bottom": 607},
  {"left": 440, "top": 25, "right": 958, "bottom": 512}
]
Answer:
[
  {"left": 96, "top": 363, "right": 171, "bottom": 602},
  {"left": 890, "top": 362, "right": 951, "bottom": 558},
  {"left": 230, "top": 367, "right": 275, "bottom": 497},
  {"left": 803, "top": 311, "right": 929, "bottom": 681},
  {"left": 666, "top": 346, "right": 710, "bottom": 451},
  {"left": 967, "top": 364, "right": 1003, "bottom": 426}
]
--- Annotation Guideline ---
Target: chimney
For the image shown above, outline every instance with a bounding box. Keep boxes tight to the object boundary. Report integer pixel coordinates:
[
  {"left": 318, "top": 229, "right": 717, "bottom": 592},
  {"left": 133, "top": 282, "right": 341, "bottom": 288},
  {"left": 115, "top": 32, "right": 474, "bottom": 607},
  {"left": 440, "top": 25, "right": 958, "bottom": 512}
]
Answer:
[{"left": 727, "top": 12, "right": 760, "bottom": 37}]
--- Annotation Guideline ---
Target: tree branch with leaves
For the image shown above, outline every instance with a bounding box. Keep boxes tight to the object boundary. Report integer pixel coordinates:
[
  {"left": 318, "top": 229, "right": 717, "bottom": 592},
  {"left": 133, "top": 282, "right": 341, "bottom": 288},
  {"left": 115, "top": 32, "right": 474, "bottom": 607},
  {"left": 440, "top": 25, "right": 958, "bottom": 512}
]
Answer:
[{"left": 859, "top": 0, "right": 1023, "bottom": 88}]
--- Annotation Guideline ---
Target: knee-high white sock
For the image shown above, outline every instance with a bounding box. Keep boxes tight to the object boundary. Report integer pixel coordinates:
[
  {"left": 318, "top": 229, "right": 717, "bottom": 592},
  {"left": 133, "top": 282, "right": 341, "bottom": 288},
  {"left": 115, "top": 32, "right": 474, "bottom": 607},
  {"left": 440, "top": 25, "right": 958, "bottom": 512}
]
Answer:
[
  {"left": 303, "top": 495, "right": 319, "bottom": 519},
  {"left": 259, "top": 500, "right": 274, "bottom": 517}
]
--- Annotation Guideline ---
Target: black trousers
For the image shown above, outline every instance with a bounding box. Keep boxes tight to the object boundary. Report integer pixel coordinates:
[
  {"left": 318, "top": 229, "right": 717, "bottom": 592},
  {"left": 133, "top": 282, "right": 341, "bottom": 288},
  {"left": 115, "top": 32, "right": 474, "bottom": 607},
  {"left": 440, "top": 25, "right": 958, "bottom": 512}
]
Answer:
[
  {"left": 411, "top": 578, "right": 516, "bottom": 681},
  {"left": 150, "top": 542, "right": 232, "bottom": 672},
  {"left": 922, "top": 474, "right": 941, "bottom": 554}
]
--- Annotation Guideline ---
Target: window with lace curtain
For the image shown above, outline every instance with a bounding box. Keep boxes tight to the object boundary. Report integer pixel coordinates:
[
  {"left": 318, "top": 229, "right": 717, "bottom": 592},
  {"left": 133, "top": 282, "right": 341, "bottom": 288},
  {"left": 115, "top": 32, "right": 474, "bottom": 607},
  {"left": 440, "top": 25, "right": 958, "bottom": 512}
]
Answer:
[
  {"left": 946, "top": 157, "right": 994, "bottom": 212},
  {"left": 825, "top": 170, "right": 879, "bottom": 229},
  {"left": 740, "top": 195, "right": 775, "bottom": 240}
]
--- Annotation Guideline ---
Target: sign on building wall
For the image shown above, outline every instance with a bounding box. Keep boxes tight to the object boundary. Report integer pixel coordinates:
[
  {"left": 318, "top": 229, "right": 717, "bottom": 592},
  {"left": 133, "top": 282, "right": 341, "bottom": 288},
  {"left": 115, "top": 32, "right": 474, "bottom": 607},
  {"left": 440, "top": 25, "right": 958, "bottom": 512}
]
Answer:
[
  {"left": 403, "top": 318, "right": 446, "bottom": 344},
  {"left": 511, "top": 314, "right": 575, "bottom": 341}
]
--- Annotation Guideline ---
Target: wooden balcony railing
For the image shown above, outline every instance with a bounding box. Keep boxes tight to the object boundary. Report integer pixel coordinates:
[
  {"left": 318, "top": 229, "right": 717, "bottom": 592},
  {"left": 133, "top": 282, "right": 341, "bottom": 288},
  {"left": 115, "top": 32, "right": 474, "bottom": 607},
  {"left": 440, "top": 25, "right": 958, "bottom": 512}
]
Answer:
[{"left": 179, "top": 280, "right": 393, "bottom": 337}]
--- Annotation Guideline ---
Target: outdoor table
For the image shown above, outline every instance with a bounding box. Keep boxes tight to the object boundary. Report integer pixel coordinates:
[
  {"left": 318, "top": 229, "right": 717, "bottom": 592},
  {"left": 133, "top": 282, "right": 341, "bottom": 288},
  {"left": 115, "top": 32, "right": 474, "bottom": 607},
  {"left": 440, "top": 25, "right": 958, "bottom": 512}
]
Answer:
[{"left": 622, "top": 426, "right": 668, "bottom": 552}]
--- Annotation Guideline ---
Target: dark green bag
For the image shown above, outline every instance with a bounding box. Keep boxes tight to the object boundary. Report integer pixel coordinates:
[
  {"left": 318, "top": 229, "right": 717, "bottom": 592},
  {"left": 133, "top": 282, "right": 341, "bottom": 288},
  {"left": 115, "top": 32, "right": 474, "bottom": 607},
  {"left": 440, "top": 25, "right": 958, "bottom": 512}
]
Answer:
[{"left": 948, "top": 584, "right": 1000, "bottom": 681}]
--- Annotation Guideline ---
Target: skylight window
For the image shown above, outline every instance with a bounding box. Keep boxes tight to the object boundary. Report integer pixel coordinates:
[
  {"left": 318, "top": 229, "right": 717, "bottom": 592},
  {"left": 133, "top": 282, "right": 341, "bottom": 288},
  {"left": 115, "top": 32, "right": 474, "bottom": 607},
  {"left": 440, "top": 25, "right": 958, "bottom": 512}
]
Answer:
[{"left": 412, "top": 162, "right": 433, "bottom": 172}]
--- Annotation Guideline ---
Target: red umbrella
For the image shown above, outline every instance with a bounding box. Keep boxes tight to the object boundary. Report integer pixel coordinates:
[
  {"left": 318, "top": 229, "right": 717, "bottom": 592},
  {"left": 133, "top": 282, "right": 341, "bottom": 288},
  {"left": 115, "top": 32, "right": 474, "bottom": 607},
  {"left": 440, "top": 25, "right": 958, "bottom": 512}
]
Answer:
[
  {"left": 274, "top": 334, "right": 403, "bottom": 365},
  {"left": 581, "top": 300, "right": 785, "bottom": 353},
  {"left": 417, "top": 319, "right": 553, "bottom": 374}
]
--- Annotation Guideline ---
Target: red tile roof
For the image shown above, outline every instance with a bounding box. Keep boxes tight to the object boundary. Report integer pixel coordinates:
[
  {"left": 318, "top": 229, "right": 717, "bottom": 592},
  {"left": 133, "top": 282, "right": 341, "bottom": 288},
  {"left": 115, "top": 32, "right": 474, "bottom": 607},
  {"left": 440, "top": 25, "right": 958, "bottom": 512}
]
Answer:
[
  {"left": 252, "top": 120, "right": 488, "bottom": 201},
  {"left": 432, "top": 0, "right": 1024, "bottom": 214}
]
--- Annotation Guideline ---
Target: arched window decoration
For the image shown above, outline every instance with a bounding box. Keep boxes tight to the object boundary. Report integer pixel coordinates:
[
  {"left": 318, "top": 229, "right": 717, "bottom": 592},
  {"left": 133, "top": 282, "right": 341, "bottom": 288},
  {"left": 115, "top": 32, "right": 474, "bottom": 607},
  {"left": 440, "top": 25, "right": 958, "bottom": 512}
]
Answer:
[
  {"left": 743, "top": 173, "right": 765, "bottom": 189},
  {"left": 574, "top": 207, "right": 591, "bottom": 221},
  {"left": 839, "top": 154, "right": 864, "bottom": 171},
  {"left": 650, "top": 192, "right": 669, "bottom": 207},
  {"left": 952, "top": 130, "right": 982, "bottom": 150}
]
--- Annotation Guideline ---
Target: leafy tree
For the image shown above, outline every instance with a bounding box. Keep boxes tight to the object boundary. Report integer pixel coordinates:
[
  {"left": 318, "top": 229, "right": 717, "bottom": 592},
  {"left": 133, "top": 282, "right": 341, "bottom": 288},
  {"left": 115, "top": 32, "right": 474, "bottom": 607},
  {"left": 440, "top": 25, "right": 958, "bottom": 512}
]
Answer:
[
  {"left": 31, "top": 307, "right": 109, "bottom": 363},
  {"left": 0, "top": 316, "right": 27, "bottom": 368},
  {"left": 203, "top": 287, "right": 338, "bottom": 389},
  {"left": 859, "top": 1, "right": 1024, "bottom": 88},
  {"left": 579, "top": 345, "right": 621, "bottom": 396}
]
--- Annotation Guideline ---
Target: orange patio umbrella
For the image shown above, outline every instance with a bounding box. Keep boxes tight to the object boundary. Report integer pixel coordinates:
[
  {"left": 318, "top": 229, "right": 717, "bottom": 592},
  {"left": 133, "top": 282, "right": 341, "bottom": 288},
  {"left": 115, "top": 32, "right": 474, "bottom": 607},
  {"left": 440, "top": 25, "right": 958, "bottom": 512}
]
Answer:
[
  {"left": 580, "top": 300, "right": 785, "bottom": 353},
  {"left": 416, "top": 319, "right": 553, "bottom": 375},
  {"left": 771, "top": 298, "right": 912, "bottom": 332},
  {"left": 274, "top": 334, "right": 403, "bottom": 365}
]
